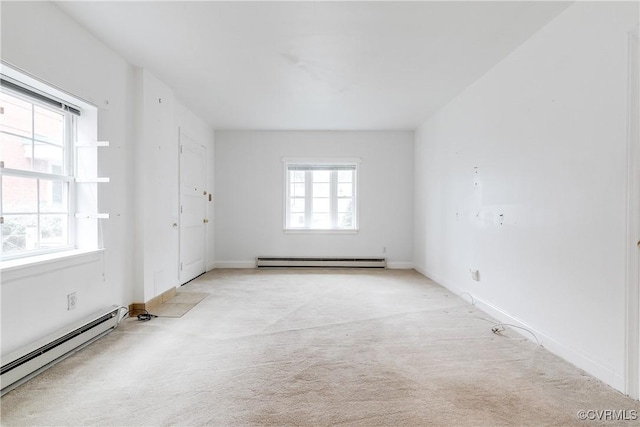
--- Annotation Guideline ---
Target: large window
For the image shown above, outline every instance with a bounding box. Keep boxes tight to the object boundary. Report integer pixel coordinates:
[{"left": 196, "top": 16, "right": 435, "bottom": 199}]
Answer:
[
  {"left": 0, "top": 59, "right": 109, "bottom": 265},
  {"left": 284, "top": 160, "right": 359, "bottom": 231},
  {"left": 0, "top": 85, "right": 76, "bottom": 258}
]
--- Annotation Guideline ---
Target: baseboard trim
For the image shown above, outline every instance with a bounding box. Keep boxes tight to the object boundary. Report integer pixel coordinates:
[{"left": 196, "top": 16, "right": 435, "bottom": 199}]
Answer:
[
  {"left": 128, "top": 287, "right": 177, "bottom": 317},
  {"left": 414, "top": 264, "right": 427, "bottom": 276},
  {"left": 414, "top": 268, "right": 625, "bottom": 394},
  {"left": 214, "top": 261, "right": 256, "bottom": 269},
  {"left": 215, "top": 260, "right": 414, "bottom": 269},
  {"left": 387, "top": 261, "right": 414, "bottom": 269}
]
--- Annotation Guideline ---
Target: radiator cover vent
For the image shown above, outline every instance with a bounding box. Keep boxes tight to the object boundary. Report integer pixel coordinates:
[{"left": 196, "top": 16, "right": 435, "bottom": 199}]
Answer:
[
  {"left": 255, "top": 257, "right": 386, "bottom": 268},
  {"left": 1, "top": 305, "right": 121, "bottom": 395}
]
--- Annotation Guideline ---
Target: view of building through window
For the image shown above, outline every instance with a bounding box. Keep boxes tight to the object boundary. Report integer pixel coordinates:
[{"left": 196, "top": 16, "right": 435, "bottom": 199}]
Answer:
[{"left": 1, "top": 89, "right": 73, "bottom": 257}]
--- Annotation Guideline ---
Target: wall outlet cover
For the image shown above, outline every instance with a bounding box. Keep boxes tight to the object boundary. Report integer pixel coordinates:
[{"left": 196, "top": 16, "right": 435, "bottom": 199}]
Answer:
[{"left": 67, "top": 292, "right": 77, "bottom": 310}]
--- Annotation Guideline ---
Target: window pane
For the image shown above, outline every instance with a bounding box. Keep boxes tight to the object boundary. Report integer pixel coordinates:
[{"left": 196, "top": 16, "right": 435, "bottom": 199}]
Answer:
[
  {"left": 313, "top": 198, "right": 330, "bottom": 213},
  {"left": 0, "top": 132, "right": 32, "bottom": 170},
  {"left": 290, "top": 170, "right": 305, "bottom": 182},
  {"left": 2, "top": 214, "right": 37, "bottom": 253},
  {"left": 311, "top": 213, "right": 330, "bottom": 228},
  {"left": 313, "top": 183, "right": 329, "bottom": 197},
  {"left": 338, "top": 213, "right": 353, "bottom": 228},
  {"left": 337, "top": 198, "right": 352, "bottom": 213},
  {"left": 338, "top": 170, "right": 353, "bottom": 182},
  {"left": 0, "top": 92, "right": 33, "bottom": 138},
  {"left": 289, "top": 213, "right": 305, "bottom": 227},
  {"left": 32, "top": 141, "right": 64, "bottom": 173},
  {"left": 289, "top": 197, "right": 305, "bottom": 213},
  {"left": 285, "top": 163, "right": 357, "bottom": 231},
  {"left": 290, "top": 182, "right": 305, "bottom": 197},
  {"left": 2, "top": 175, "right": 38, "bottom": 213},
  {"left": 312, "top": 170, "right": 330, "bottom": 182},
  {"left": 40, "top": 179, "right": 68, "bottom": 213},
  {"left": 40, "top": 214, "right": 68, "bottom": 248},
  {"left": 34, "top": 105, "right": 64, "bottom": 146},
  {"left": 337, "top": 183, "right": 352, "bottom": 197},
  {"left": 1, "top": 82, "right": 77, "bottom": 259}
]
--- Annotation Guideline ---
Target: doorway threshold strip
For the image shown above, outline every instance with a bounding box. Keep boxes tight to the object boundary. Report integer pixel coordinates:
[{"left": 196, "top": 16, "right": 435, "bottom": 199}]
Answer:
[{"left": 153, "top": 292, "right": 208, "bottom": 318}]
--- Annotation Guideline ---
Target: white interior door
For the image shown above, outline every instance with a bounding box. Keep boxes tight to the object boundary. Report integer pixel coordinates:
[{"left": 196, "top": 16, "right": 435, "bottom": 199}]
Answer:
[{"left": 179, "top": 129, "right": 207, "bottom": 284}]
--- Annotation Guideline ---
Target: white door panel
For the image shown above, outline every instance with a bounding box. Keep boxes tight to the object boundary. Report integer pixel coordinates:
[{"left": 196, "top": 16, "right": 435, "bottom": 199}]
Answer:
[{"left": 179, "top": 130, "right": 207, "bottom": 284}]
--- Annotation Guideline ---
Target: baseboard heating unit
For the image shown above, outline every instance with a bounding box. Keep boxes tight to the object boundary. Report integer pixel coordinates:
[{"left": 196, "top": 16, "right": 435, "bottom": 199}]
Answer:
[
  {"left": 1, "top": 305, "right": 122, "bottom": 396},
  {"left": 255, "top": 257, "right": 387, "bottom": 268}
]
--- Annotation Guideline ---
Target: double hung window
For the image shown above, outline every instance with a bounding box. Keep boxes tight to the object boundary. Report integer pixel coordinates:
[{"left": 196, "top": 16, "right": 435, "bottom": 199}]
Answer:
[
  {"left": 1, "top": 65, "right": 103, "bottom": 266},
  {"left": 1, "top": 79, "right": 78, "bottom": 259},
  {"left": 284, "top": 160, "right": 359, "bottom": 231}
]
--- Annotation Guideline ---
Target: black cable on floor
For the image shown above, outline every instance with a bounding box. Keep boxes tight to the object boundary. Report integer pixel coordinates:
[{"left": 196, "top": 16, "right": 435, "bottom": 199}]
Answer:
[{"left": 137, "top": 310, "right": 157, "bottom": 322}]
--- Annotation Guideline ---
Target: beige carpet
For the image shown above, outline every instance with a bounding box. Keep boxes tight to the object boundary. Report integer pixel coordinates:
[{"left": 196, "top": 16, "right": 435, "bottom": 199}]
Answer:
[{"left": 2, "top": 269, "right": 639, "bottom": 426}]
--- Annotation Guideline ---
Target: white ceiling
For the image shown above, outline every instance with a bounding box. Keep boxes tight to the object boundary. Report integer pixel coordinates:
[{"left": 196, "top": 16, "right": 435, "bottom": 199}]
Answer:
[{"left": 55, "top": 1, "right": 571, "bottom": 130}]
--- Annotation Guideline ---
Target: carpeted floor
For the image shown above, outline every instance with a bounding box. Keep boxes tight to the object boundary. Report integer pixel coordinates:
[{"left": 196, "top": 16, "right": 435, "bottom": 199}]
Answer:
[{"left": 1, "top": 269, "right": 639, "bottom": 426}]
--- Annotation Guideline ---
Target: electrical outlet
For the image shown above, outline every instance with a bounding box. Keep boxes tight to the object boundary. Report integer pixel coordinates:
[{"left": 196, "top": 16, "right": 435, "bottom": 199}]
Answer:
[
  {"left": 67, "top": 292, "right": 77, "bottom": 310},
  {"left": 470, "top": 270, "right": 480, "bottom": 282},
  {"left": 382, "top": 246, "right": 387, "bottom": 254}
]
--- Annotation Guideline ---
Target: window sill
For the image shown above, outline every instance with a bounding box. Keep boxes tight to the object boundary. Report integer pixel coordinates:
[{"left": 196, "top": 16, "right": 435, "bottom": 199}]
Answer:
[
  {"left": 283, "top": 229, "right": 359, "bottom": 235},
  {"left": 1, "top": 249, "right": 104, "bottom": 283}
]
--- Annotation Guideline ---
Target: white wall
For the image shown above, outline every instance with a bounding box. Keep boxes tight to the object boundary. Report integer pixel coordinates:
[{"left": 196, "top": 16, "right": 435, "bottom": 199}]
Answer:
[
  {"left": 414, "top": 1, "right": 639, "bottom": 393},
  {"left": 1, "top": 1, "right": 135, "bottom": 354},
  {"left": 0, "top": 2, "right": 215, "bottom": 355},
  {"left": 133, "top": 71, "right": 216, "bottom": 301},
  {"left": 215, "top": 131, "right": 413, "bottom": 268},
  {"left": 134, "top": 69, "right": 178, "bottom": 302}
]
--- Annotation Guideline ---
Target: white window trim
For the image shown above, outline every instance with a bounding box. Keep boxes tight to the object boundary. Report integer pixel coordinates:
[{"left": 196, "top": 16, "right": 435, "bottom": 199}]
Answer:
[
  {"left": 1, "top": 62, "right": 102, "bottom": 266},
  {"left": 0, "top": 248, "right": 104, "bottom": 283},
  {"left": 282, "top": 157, "right": 361, "bottom": 233},
  {"left": 1, "top": 86, "right": 76, "bottom": 260}
]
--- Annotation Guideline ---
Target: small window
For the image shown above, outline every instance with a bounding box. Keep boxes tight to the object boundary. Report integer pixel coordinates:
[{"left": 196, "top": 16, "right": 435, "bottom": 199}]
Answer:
[{"left": 284, "top": 160, "right": 359, "bottom": 231}]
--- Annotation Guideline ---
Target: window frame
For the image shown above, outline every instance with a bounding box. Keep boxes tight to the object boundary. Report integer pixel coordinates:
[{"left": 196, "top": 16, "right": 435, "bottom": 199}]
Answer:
[
  {"left": 0, "top": 61, "right": 100, "bottom": 264},
  {"left": 283, "top": 158, "right": 360, "bottom": 233},
  {"left": 1, "top": 85, "right": 78, "bottom": 260}
]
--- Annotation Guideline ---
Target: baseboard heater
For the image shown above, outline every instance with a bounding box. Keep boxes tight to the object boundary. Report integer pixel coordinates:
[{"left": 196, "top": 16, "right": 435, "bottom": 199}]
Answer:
[
  {"left": 255, "top": 257, "right": 387, "bottom": 268},
  {"left": 1, "top": 305, "right": 121, "bottom": 396}
]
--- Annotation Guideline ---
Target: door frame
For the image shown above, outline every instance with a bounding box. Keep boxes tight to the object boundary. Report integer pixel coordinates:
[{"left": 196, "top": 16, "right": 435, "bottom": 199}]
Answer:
[
  {"left": 625, "top": 26, "right": 640, "bottom": 400},
  {"left": 178, "top": 127, "right": 208, "bottom": 285}
]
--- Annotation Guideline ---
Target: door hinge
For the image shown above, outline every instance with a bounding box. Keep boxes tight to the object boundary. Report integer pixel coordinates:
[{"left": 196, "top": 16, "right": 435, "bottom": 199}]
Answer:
[
  {"left": 180, "top": 205, "right": 183, "bottom": 214},
  {"left": 180, "top": 145, "right": 183, "bottom": 154},
  {"left": 180, "top": 262, "right": 183, "bottom": 271},
  {"left": 0, "top": 216, "right": 3, "bottom": 225}
]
